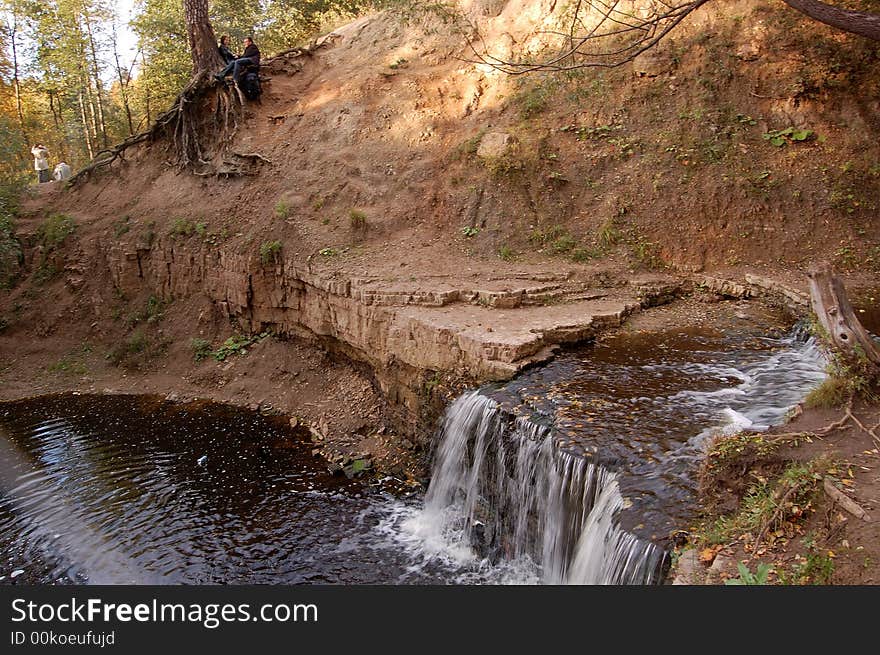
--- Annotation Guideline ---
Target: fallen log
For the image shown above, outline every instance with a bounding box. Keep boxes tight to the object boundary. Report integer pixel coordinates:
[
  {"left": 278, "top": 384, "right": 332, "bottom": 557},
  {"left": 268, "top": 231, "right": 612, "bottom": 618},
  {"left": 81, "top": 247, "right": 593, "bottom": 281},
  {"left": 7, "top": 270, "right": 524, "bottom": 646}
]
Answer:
[{"left": 808, "top": 262, "right": 880, "bottom": 378}]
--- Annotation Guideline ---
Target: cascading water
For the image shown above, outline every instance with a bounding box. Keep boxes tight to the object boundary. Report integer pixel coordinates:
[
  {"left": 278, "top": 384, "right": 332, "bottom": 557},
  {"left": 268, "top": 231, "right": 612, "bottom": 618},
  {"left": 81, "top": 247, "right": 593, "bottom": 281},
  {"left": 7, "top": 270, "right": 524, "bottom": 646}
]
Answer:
[
  {"left": 410, "top": 391, "right": 666, "bottom": 584},
  {"left": 406, "top": 324, "right": 828, "bottom": 585}
]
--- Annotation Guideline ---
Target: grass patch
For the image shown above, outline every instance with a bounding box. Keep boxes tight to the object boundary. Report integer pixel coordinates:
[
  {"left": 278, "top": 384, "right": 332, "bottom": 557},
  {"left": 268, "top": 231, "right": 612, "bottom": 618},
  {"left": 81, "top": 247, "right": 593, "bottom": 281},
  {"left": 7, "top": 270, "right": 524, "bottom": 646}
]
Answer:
[
  {"left": 0, "top": 204, "right": 21, "bottom": 288},
  {"left": 32, "top": 262, "right": 58, "bottom": 286},
  {"left": 497, "top": 244, "right": 516, "bottom": 262},
  {"left": 803, "top": 375, "right": 853, "bottom": 409},
  {"left": 631, "top": 237, "right": 665, "bottom": 269},
  {"left": 47, "top": 357, "right": 88, "bottom": 375},
  {"left": 349, "top": 209, "right": 367, "bottom": 231},
  {"left": 275, "top": 200, "right": 291, "bottom": 219},
  {"left": 597, "top": 218, "right": 623, "bottom": 249},
  {"left": 37, "top": 213, "right": 76, "bottom": 249},
  {"left": 126, "top": 295, "right": 167, "bottom": 327},
  {"left": 778, "top": 534, "right": 835, "bottom": 585},
  {"left": 211, "top": 332, "right": 270, "bottom": 362},
  {"left": 260, "top": 240, "right": 282, "bottom": 265},
  {"left": 528, "top": 224, "right": 595, "bottom": 261},
  {"left": 169, "top": 218, "right": 196, "bottom": 238},
  {"left": 113, "top": 215, "right": 131, "bottom": 237},
  {"left": 514, "top": 77, "right": 558, "bottom": 120},
  {"left": 528, "top": 224, "right": 567, "bottom": 247},
  {"left": 699, "top": 459, "right": 827, "bottom": 549},
  {"left": 107, "top": 330, "right": 167, "bottom": 369},
  {"left": 551, "top": 234, "right": 576, "bottom": 254},
  {"left": 570, "top": 247, "right": 598, "bottom": 263},
  {"left": 456, "top": 129, "right": 487, "bottom": 158},
  {"left": 190, "top": 338, "right": 212, "bottom": 362}
]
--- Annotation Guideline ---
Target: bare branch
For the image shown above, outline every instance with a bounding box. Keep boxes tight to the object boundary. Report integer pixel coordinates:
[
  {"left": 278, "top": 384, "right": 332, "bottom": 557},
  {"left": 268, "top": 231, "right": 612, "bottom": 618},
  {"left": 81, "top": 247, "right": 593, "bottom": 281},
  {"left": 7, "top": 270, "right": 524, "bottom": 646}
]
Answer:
[{"left": 464, "top": 0, "right": 880, "bottom": 76}]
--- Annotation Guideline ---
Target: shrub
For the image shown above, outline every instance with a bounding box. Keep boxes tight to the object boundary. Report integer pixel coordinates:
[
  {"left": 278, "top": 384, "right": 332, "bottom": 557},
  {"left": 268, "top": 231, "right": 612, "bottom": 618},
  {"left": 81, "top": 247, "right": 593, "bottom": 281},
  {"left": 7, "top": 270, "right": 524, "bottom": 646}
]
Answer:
[
  {"left": 260, "top": 240, "right": 282, "bottom": 265},
  {"left": 349, "top": 209, "right": 367, "bottom": 230},
  {"left": 498, "top": 245, "right": 515, "bottom": 261},
  {"left": 190, "top": 338, "right": 212, "bottom": 362},
  {"left": 0, "top": 194, "right": 21, "bottom": 287},
  {"left": 212, "top": 332, "right": 269, "bottom": 361},
  {"left": 37, "top": 213, "right": 76, "bottom": 249},
  {"left": 274, "top": 200, "right": 291, "bottom": 219},
  {"left": 170, "top": 218, "right": 195, "bottom": 237}
]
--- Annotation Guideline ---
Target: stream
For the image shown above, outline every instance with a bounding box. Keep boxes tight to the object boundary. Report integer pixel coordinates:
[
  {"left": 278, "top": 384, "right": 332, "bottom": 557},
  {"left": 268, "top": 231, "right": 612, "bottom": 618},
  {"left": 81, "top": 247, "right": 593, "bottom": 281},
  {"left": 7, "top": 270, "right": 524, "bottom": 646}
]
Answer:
[{"left": 0, "top": 323, "right": 827, "bottom": 585}]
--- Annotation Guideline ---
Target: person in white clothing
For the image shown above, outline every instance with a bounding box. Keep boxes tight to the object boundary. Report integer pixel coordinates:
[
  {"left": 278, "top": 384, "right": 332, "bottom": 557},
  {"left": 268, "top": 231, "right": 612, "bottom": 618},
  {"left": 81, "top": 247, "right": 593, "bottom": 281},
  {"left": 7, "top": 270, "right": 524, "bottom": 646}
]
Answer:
[
  {"left": 53, "top": 162, "right": 71, "bottom": 181},
  {"left": 31, "top": 145, "right": 50, "bottom": 183}
]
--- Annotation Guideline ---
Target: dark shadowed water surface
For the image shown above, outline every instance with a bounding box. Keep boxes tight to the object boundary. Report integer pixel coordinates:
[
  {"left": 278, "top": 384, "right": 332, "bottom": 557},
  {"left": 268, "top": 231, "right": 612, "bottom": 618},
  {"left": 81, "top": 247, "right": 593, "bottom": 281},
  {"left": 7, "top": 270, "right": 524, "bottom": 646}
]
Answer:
[{"left": 0, "top": 395, "right": 452, "bottom": 585}]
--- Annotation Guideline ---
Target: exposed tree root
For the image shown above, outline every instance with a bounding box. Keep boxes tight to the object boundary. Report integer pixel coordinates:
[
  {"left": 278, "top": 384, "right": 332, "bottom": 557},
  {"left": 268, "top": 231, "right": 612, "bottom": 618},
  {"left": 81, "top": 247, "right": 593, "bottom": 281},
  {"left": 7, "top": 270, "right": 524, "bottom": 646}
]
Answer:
[
  {"left": 846, "top": 408, "right": 880, "bottom": 448},
  {"left": 67, "top": 36, "right": 336, "bottom": 187}
]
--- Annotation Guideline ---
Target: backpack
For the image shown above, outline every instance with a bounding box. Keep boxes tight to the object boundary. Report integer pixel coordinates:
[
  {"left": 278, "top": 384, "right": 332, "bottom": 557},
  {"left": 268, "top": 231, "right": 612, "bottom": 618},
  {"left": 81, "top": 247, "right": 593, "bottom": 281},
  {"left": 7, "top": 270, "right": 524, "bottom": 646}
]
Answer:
[{"left": 241, "top": 71, "right": 262, "bottom": 101}]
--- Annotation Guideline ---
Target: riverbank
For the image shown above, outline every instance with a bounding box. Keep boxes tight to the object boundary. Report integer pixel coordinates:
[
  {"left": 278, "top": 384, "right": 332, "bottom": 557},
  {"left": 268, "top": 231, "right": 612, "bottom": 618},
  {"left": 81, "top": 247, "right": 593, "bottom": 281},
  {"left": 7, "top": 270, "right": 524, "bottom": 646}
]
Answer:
[{"left": 2, "top": 269, "right": 878, "bottom": 583}]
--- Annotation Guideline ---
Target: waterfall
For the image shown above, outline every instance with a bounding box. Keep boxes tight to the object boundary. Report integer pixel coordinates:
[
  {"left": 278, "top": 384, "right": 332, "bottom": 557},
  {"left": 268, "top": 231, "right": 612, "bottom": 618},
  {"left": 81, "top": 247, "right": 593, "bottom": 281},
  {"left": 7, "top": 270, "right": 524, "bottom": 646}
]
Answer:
[{"left": 415, "top": 391, "right": 667, "bottom": 584}]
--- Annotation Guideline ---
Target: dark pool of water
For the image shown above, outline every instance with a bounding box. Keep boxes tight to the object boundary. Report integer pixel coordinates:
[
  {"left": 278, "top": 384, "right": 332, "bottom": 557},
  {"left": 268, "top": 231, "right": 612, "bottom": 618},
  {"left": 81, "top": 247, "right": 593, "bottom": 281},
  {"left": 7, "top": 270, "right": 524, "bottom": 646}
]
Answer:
[
  {"left": 852, "top": 289, "right": 879, "bottom": 336},
  {"left": 0, "top": 395, "right": 448, "bottom": 585}
]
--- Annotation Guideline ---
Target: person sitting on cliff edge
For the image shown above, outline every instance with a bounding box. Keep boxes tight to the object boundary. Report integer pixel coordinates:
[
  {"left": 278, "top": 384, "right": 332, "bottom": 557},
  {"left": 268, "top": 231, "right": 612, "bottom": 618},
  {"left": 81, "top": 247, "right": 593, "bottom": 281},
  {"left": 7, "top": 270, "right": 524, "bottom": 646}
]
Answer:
[
  {"left": 218, "top": 35, "right": 235, "bottom": 64},
  {"left": 213, "top": 36, "right": 260, "bottom": 84}
]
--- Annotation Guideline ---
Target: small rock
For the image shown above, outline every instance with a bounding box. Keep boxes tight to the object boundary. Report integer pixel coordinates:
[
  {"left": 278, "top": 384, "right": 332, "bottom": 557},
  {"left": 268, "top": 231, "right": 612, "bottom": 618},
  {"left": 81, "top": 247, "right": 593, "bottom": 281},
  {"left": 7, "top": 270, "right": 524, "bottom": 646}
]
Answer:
[
  {"left": 10, "top": 569, "right": 24, "bottom": 579},
  {"left": 709, "top": 554, "right": 732, "bottom": 573},
  {"left": 401, "top": 439, "right": 415, "bottom": 450},
  {"left": 165, "top": 392, "right": 180, "bottom": 402},
  {"left": 633, "top": 50, "right": 670, "bottom": 77},
  {"left": 736, "top": 43, "right": 760, "bottom": 61},
  {"left": 289, "top": 417, "right": 299, "bottom": 429},
  {"left": 672, "top": 549, "right": 700, "bottom": 585},
  {"left": 196, "top": 455, "right": 208, "bottom": 466},
  {"left": 476, "top": 132, "right": 513, "bottom": 159}
]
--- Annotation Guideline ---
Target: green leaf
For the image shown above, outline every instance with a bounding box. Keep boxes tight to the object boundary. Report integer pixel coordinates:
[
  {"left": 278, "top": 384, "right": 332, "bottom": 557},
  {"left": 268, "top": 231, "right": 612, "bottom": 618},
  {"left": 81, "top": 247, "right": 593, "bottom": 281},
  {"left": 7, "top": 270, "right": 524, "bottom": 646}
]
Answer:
[
  {"left": 791, "top": 129, "right": 812, "bottom": 141},
  {"left": 770, "top": 136, "right": 786, "bottom": 147}
]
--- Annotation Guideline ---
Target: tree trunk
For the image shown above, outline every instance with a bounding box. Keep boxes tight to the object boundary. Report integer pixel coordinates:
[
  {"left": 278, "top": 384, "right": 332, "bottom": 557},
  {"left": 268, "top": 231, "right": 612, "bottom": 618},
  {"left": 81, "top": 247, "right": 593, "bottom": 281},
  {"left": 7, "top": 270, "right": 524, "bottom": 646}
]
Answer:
[
  {"left": 9, "top": 14, "right": 29, "bottom": 143},
  {"left": 77, "top": 89, "right": 94, "bottom": 159},
  {"left": 782, "top": 0, "right": 880, "bottom": 41},
  {"left": 82, "top": 8, "right": 108, "bottom": 146},
  {"left": 111, "top": 22, "right": 135, "bottom": 136},
  {"left": 48, "top": 90, "right": 60, "bottom": 130},
  {"left": 184, "top": 0, "right": 223, "bottom": 74},
  {"left": 84, "top": 75, "right": 100, "bottom": 146},
  {"left": 141, "top": 51, "right": 152, "bottom": 126},
  {"left": 808, "top": 263, "right": 880, "bottom": 378}
]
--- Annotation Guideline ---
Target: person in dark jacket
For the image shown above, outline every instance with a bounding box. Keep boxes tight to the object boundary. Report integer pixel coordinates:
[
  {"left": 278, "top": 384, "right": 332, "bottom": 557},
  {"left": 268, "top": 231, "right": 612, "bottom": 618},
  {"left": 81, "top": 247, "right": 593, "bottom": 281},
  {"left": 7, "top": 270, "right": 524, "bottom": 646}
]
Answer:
[
  {"left": 214, "top": 36, "right": 260, "bottom": 83},
  {"left": 218, "top": 35, "right": 235, "bottom": 64}
]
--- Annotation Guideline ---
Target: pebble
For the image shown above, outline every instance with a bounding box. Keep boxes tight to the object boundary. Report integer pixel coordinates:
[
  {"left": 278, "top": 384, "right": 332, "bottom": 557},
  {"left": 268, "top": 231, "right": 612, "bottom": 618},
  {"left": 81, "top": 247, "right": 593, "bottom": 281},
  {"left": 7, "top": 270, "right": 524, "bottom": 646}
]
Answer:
[{"left": 10, "top": 569, "right": 24, "bottom": 578}]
